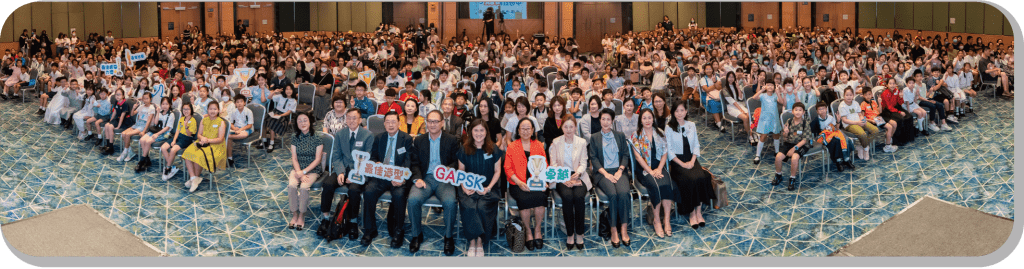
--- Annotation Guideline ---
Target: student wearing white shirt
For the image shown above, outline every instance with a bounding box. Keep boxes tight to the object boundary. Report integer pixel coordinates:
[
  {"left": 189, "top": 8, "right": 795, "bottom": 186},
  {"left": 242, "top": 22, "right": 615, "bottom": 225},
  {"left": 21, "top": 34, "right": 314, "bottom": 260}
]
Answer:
[
  {"left": 943, "top": 65, "right": 973, "bottom": 117},
  {"left": 682, "top": 67, "right": 701, "bottom": 108},
  {"left": 261, "top": 84, "right": 297, "bottom": 153},
  {"left": 226, "top": 95, "right": 254, "bottom": 166},
  {"left": 837, "top": 87, "right": 879, "bottom": 161}
]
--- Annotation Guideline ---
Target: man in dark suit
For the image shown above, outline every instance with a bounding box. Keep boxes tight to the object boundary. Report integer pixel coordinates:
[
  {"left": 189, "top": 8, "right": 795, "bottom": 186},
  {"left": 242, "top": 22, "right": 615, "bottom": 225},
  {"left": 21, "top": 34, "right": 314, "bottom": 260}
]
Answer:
[
  {"left": 323, "top": 108, "right": 375, "bottom": 240},
  {"left": 406, "top": 110, "right": 460, "bottom": 255},
  {"left": 360, "top": 112, "right": 417, "bottom": 248},
  {"left": 441, "top": 98, "right": 464, "bottom": 137}
]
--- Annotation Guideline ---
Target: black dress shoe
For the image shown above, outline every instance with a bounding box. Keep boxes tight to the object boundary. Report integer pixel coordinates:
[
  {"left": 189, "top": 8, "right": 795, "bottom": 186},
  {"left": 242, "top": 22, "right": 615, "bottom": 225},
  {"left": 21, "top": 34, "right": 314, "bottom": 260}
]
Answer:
[
  {"left": 346, "top": 222, "right": 360, "bottom": 240},
  {"left": 699, "top": 222, "right": 706, "bottom": 227},
  {"left": 288, "top": 224, "right": 295, "bottom": 230},
  {"left": 255, "top": 141, "right": 265, "bottom": 149},
  {"left": 526, "top": 239, "right": 535, "bottom": 251},
  {"left": 360, "top": 231, "right": 378, "bottom": 246},
  {"left": 535, "top": 239, "right": 544, "bottom": 249},
  {"left": 575, "top": 240, "right": 584, "bottom": 251},
  {"left": 610, "top": 241, "right": 620, "bottom": 248},
  {"left": 835, "top": 162, "right": 844, "bottom": 172},
  {"left": 390, "top": 234, "right": 404, "bottom": 249},
  {"left": 443, "top": 237, "right": 455, "bottom": 256},
  {"left": 844, "top": 161, "right": 856, "bottom": 171},
  {"left": 296, "top": 224, "right": 304, "bottom": 231},
  {"left": 622, "top": 239, "right": 631, "bottom": 247},
  {"left": 771, "top": 174, "right": 782, "bottom": 185},
  {"left": 408, "top": 234, "right": 423, "bottom": 253},
  {"left": 565, "top": 241, "right": 574, "bottom": 250}
]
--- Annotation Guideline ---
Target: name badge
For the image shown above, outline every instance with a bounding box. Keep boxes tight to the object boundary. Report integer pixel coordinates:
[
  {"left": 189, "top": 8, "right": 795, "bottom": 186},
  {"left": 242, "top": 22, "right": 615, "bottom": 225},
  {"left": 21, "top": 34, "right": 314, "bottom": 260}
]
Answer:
[
  {"left": 355, "top": 141, "right": 364, "bottom": 147},
  {"left": 796, "top": 131, "right": 803, "bottom": 135},
  {"left": 484, "top": 153, "right": 493, "bottom": 160},
  {"left": 212, "top": 124, "right": 219, "bottom": 128},
  {"left": 397, "top": 147, "right": 406, "bottom": 154}
]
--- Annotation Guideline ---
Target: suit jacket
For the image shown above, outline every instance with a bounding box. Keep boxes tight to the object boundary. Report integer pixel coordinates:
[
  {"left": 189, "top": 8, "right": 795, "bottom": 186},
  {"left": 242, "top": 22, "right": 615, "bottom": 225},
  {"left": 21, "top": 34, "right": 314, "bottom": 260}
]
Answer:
[
  {"left": 332, "top": 127, "right": 375, "bottom": 174},
  {"left": 547, "top": 135, "right": 592, "bottom": 190},
  {"left": 370, "top": 131, "right": 416, "bottom": 181},
  {"left": 442, "top": 114, "right": 464, "bottom": 137},
  {"left": 588, "top": 130, "right": 631, "bottom": 178},
  {"left": 410, "top": 132, "right": 460, "bottom": 181}
]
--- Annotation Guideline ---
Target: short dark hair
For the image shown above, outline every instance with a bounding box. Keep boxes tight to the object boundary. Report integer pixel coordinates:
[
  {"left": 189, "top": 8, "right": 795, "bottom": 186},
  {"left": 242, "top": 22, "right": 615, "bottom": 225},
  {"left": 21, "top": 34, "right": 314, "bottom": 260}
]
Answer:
[{"left": 384, "top": 111, "right": 400, "bottom": 121}]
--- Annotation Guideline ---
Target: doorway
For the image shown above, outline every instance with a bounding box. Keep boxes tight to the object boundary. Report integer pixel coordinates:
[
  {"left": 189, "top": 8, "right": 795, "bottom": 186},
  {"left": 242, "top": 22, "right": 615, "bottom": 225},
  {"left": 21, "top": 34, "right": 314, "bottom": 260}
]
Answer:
[{"left": 574, "top": 2, "right": 622, "bottom": 53}]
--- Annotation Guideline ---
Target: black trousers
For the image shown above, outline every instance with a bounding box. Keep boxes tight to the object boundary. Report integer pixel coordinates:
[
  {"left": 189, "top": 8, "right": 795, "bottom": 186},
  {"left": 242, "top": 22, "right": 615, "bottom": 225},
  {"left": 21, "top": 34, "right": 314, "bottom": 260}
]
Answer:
[
  {"left": 320, "top": 172, "right": 365, "bottom": 221},
  {"left": 555, "top": 183, "right": 588, "bottom": 236},
  {"left": 362, "top": 177, "right": 411, "bottom": 236}
]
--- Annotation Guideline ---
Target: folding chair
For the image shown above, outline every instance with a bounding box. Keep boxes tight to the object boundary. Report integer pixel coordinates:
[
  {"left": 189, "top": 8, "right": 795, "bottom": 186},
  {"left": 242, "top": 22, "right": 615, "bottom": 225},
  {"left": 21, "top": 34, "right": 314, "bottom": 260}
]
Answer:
[{"left": 367, "top": 114, "right": 386, "bottom": 135}]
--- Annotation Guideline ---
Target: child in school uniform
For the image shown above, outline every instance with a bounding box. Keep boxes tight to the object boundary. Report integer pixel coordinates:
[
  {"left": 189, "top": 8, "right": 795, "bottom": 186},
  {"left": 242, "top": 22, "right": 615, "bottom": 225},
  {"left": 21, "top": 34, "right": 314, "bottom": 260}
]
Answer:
[
  {"left": 87, "top": 89, "right": 112, "bottom": 144},
  {"left": 226, "top": 95, "right": 254, "bottom": 167},
  {"left": 261, "top": 84, "right": 297, "bottom": 153},
  {"left": 101, "top": 89, "right": 134, "bottom": 155},
  {"left": 192, "top": 86, "right": 215, "bottom": 116},
  {"left": 135, "top": 97, "right": 176, "bottom": 173},
  {"left": 73, "top": 85, "right": 97, "bottom": 140},
  {"left": 774, "top": 102, "right": 811, "bottom": 191},
  {"left": 811, "top": 102, "right": 856, "bottom": 172},
  {"left": 58, "top": 80, "right": 86, "bottom": 130},
  {"left": 838, "top": 87, "right": 879, "bottom": 161}
]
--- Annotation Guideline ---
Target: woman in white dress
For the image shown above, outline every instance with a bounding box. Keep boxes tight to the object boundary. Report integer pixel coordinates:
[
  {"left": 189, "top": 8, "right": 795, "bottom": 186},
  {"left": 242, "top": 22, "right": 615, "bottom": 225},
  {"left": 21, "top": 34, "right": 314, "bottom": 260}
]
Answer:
[{"left": 650, "top": 54, "right": 669, "bottom": 90}]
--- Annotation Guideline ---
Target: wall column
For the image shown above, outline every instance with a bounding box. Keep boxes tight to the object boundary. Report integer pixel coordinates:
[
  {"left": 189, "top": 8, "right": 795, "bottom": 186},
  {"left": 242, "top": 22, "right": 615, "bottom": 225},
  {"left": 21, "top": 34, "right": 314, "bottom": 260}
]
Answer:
[
  {"left": 782, "top": 2, "right": 797, "bottom": 30},
  {"left": 560, "top": 2, "right": 574, "bottom": 38},
  {"left": 442, "top": 2, "right": 456, "bottom": 40}
]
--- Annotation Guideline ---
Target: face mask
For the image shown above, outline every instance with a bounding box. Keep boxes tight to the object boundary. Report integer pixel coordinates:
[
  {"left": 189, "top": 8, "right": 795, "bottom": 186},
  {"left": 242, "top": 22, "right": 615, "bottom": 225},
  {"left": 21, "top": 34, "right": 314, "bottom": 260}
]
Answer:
[
  {"left": 221, "top": 96, "right": 230, "bottom": 102},
  {"left": 785, "top": 86, "right": 793, "bottom": 91},
  {"left": 322, "top": 67, "right": 329, "bottom": 73},
  {"left": 276, "top": 71, "right": 284, "bottom": 76},
  {"left": 215, "top": 60, "right": 221, "bottom": 64}
]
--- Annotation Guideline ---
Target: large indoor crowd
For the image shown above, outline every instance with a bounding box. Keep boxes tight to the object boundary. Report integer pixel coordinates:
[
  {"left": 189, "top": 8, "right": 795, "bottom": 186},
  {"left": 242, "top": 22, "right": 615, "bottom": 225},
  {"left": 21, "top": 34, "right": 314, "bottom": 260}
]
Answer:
[{"left": 0, "top": 18, "right": 1014, "bottom": 257}]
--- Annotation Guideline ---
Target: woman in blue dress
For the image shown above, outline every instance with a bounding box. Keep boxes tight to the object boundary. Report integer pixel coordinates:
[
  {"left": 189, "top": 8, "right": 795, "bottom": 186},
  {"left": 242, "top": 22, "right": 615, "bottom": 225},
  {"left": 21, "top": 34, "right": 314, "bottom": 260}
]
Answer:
[
  {"left": 750, "top": 80, "right": 783, "bottom": 164},
  {"left": 457, "top": 119, "right": 504, "bottom": 257}
]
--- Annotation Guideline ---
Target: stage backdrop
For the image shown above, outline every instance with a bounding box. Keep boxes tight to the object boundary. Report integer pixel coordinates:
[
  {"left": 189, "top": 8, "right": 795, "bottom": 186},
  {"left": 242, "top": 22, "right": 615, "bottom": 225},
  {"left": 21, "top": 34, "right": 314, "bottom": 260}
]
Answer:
[{"left": 469, "top": 2, "right": 527, "bottom": 20}]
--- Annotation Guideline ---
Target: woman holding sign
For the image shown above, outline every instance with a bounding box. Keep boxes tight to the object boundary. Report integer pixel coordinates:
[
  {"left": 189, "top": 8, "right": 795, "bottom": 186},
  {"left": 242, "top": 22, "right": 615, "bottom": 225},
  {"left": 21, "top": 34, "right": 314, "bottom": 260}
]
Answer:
[
  {"left": 548, "top": 115, "right": 591, "bottom": 250},
  {"left": 630, "top": 108, "right": 678, "bottom": 238},
  {"left": 503, "top": 118, "right": 548, "bottom": 251},
  {"left": 456, "top": 119, "right": 504, "bottom": 257}
]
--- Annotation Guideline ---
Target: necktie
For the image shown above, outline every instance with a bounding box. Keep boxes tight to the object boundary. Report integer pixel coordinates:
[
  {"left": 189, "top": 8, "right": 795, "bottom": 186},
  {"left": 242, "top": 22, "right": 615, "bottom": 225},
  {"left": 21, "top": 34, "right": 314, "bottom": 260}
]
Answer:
[
  {"left": 385, "top": 137, "right": 395, "bottom": 165},
  {"left": 349, "top": 131, "right": 356, "bottom": 149}
]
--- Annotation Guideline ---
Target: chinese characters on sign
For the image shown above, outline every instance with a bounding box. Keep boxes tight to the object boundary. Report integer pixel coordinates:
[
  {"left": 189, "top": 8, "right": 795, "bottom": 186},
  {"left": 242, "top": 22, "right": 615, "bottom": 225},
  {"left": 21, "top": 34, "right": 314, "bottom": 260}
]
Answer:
[{"left": 525, "top": 156, "right": 571, "bottom": 191}]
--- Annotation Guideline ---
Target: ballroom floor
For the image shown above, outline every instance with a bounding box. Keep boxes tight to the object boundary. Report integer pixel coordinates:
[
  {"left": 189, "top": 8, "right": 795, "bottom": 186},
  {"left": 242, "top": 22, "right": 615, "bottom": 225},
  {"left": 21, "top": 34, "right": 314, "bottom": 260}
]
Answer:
[{"left": 0, "top": 94, "right": 1014, "bottom": 257}]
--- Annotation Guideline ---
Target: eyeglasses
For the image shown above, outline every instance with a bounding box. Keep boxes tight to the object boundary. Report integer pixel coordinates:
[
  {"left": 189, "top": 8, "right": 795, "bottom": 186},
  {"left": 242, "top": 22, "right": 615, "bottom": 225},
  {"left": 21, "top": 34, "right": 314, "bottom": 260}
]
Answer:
[{"left": 426, "top": 120, "right": 441, "bottom": 124}]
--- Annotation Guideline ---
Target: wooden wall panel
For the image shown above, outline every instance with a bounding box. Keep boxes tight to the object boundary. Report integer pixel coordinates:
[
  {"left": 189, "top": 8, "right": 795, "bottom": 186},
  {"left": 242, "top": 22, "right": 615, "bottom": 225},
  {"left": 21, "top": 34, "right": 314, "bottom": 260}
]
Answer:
[
  {"left": 338, "top": 2, "right": 353, "bottom": 32},
  {"left": 561, "top": 2, "right": 573, "bottom": 38},
  {"left": 796, "top": 2, "right": 811, "bottom": 29},
  {"left": 309, "top": 2, "right": 321, "bottom": 31},
  {"left": 677, "top": 3, "right": 699, "bottom": 29},
  {"left": 31, "top": 2, "right": 51, "bottom": 38},
  {"left": 646, "top": 2, "right": 663, "bottom": 31},
  {"left": 1004, "top": 13, "right": 1013, "bottom": 36},
  {"left": 697, "top": 3, "right": 706, "bottom": 28},
  {"left": 442, "top": 2, "right": 456, "bottom": 40},
  {"left": 633, "top": 2, "right": 649, "bottom": 32},
  {"left": 13, "top": 4, "right": 32, "bottom": 41},
  {"left": 742, "top": 2, "right": 780, "bottom": 29},
  {"left": 122, "top": 3, "right": 141, "bottom": 38},
  {"left": 859, "top": 2, "right": 876, "bottom": 29},
  {"left": 781, "top": 2, "right": 796, "bottom": 30},
  {"left": 949, "top": 2, "right": 966, "bottom": 33},
  {"left": 932, "top": 3, "right": 949, "bottom": 32},
  {"left": 140, "top": 2, "right": 159, "bottom": 38},
  {"left": 912, "top": 2, "right": 931, "bottom": 31},
  {"left": 351, "top": 2, "right": 367, "bottom": 33},
  {"left": 427, "top": 2, "right": 440, "bottom": 31},
  {"left": 103, "top": 2, "right": 122, "bottom": 38},
  {"left": 893, "top": 3, "right": 912, "bottom": 30},
  {"left": 366, "top": 2, "right": 383, "bottom": 33},
  {"left": 161, "top": 2, "right": 201, "bottom": 39},
  {"left": 663, "top": 2, "right": 678, "bottom": 29},
  {"left": 322, "top": 2, "right": 338, "bottom": 32},
  {"left": 965, "top": 2, "right": 985, "bottom": 34},
  {"left": 876, "top": 2, "right": 895, "bottom": 29},
  {"left": 219, "top": 2, "right": 234, "bottom": 36},
  {"left": 52, "top": 2, "right": 70, "bottom": 37},
  {"left": 2, "top": 11, "right": 13, "bottom": 42},
  {"left": 67, "top": 2, "right": 85, "bottom": 38},
  {"left": 983, "top": 4, "right": 1003, "bottom": 35},
  {"left": 544, "top": 2, "right": 558, "bottom": 35}
]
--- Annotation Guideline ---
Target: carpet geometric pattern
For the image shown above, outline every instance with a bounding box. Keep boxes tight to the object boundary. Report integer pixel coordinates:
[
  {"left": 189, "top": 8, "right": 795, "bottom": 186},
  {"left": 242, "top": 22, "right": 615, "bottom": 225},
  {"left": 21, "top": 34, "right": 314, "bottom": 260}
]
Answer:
[{"left": 0, "top": 95, "right": 1013, "bottom": 257}]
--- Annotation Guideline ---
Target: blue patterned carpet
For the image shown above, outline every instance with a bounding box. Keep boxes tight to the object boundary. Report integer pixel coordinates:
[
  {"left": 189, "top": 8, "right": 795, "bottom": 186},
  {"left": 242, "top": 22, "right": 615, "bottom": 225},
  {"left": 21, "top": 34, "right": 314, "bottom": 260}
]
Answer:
[{"left": 0, "top": 95, "right": 1014, "bottom": 257}]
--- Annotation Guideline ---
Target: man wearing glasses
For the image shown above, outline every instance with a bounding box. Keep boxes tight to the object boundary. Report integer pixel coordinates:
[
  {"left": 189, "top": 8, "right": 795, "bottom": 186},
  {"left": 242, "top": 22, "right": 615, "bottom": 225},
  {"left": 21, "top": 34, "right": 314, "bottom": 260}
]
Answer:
[{"left": 406, "top": 110, "right": 461, "bottom": 255}]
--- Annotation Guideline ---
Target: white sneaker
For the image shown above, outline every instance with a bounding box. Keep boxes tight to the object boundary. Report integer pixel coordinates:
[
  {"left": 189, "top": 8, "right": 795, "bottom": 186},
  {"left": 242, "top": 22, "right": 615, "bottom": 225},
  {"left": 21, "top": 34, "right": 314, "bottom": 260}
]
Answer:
[
  {"left": 946, "top": 115, "right": 958, "bottom": 123},
  {"left": 117, "top": 150, "right": 128, "bottom": 162},
  {"left": 168, "top": 166, "right": 180, "bottom": 179},
  {"left": 124, "top": 150, "right": 137, "bottom": 162},
  {"left": 928, "top": 123, "right": 940, "bottom": 132},
  {"left": 941, "top": 124, "right": 952, "bottom": 131},
  {"left": 883, "top": 145, "right": 897, "bottom": 153},
  {"left": 77, "top": 133, "right": 86, "bottom": 141},
  {"left": 189, "top": 177, "right": 202, "bottom": 192},
  {"left": 184, "top": 177, "right": 193, "bottom": 189}
]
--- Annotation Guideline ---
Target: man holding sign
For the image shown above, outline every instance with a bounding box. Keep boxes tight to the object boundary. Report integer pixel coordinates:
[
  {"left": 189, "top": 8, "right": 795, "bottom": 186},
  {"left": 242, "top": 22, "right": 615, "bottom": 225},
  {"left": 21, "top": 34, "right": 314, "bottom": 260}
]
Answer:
[
  {"left": 322, "top": 108, "right": 375, "bottom": 240},
  {"left": 406, "top": 110, "right": 460, "bottom": 255},
  {"left": 360, "top": 111, "right": 415, "bottom": 248}
]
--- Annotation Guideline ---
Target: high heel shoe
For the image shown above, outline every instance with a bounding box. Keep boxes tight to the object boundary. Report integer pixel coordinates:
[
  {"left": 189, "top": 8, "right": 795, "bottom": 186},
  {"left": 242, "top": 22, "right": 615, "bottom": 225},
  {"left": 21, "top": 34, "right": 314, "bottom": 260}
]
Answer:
[
  {"left": 566, "top": 241, "right": 575, "bottom": 251},
  {"left": 611, "top": 240, "right": 620, "bottom": 248},
  {"left": 575, "top": 241, "right": 584, "bottom": 251},
  {"left": 526, "top": 239, "right": 535, "bottom": 251},
  {"left": 699, "top": 222, "right": 706, "bottom": 227},
  {"left": 622, "top": 239, "right": 631, "bottom": 247}
]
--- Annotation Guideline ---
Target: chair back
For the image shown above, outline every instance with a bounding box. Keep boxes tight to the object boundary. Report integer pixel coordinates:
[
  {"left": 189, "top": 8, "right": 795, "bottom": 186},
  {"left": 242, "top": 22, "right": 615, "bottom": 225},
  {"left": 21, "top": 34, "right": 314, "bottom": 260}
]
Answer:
[
  {"left": 297, "top": 83, "right": 317, "bottom": 104},
  {"left": 745, "top": 98, "right": 760, "bottom": 120},
  {"left": 465, "top": 66, "right": 479, "bottom": 75},
  {"left": 367, "top": 114, "right": 386, "bottom": 135},
  {"left": 320, "top": 132, "right": 335, "bottom": 172},
  {"left": 542, "top": 66, "right": 558, "bottom": 76},
  {"left": 552, "top": 80, "right": 567, "bottom": 94},
  {"left": 612, "top": 99, "right": 623, "bottom": 115},
  {"left": 743, "top": 86, "right": 755, "bottom": 101},
  {"left": 247, "top": 103, "right": 266, "bottom": 134}
]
